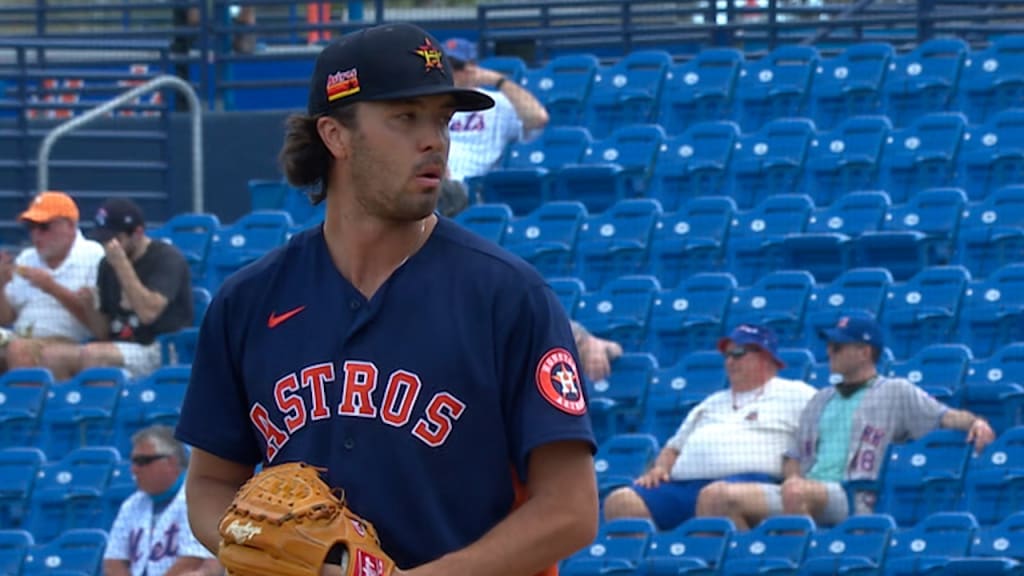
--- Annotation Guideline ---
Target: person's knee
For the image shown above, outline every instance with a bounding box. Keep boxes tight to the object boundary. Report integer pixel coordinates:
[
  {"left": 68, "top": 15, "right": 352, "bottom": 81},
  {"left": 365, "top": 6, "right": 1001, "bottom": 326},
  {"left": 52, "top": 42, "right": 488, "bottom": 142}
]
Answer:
[
  {"left": 780, "top": 478, "right": 807, "bottom": 512},
  {"left": 6, "top": 339, "right": 35, "bottom": 368},
  {"left": 696, "top": 481, "right": 731, "bottom": 514},
  {"left": 603, "top": 487, "right": 648, "bottom": 520},
  {"left": 78, "top": 344, "right": 107, "bottom": 369}
]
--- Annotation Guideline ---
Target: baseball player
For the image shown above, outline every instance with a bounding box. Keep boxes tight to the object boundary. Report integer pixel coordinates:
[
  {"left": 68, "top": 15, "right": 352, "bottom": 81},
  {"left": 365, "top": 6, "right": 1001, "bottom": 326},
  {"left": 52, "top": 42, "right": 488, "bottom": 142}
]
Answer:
[{"left": 175, "top": 22, "right": 598, "bottom": 576}]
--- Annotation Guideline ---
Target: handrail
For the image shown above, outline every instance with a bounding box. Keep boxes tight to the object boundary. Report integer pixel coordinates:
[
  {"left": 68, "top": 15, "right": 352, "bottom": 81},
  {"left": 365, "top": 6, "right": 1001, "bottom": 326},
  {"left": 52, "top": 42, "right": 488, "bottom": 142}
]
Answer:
[{"left": 36, "top": 74, "right": 205, "bottom": 213}]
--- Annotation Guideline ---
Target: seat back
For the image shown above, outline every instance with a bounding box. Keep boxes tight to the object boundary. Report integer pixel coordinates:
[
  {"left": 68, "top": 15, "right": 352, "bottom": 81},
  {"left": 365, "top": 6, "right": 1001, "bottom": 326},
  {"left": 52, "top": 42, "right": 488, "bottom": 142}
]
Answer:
[
  {"left": 876, "top": 431, "right": 972, "bottom": 526},
  {"left": 964, "top": 262, "right": 1024, "bottom": 358},
  {"left": 886, "top": 512, "right": 977, "bottom": 561},
  {"left": 805, "top": 190, "right": 890, "bottom": 236},
  {"left": 0, "top": 448, "right": 45, "bottom": 529},
  {"left": 648, "top": 272, "right": 736, "bottom": 364},
  {"left": 503, "top": 125, "right": 592, "bottom": 170},
  {"left": 879, "top": 111, "right": 967, "bottom": 203},
  {"left": 805, "top": 115, "right": 891, "bottom": 205},
  {"left": 805, "top": 267, "right": 892, "bottom": 359},
  {"left": 723, "top": 515, "right": 816, "bottom": 571},
  {"left": 728, "top": 271, "right": 816, "bottom": 346},
  {"left": 588, "top": 353, "right": 658, "bottom": 441},
  {"left": 650, "top": 195, "right": 737, "bottom": 288},
  {"left": 522, "top": 53, "right": 601, "bottom": 126},
  {"left": 575, "top": 275, "right": 660, "bottom": 351},
  {"left": 0, "top": 368, "right": 54, "bottom": 450},
  {"left": 26, "top": 447, "right": 119, "bottom": 542},
  {"left": 731, "top": 118, "right": 817, "bottom": 209},
  {"left": 958, "top": 184, "right": 1024, "bottom": 278},
  {"left": 883, "top": 37, "right": 969, "bottom": 128},
  {"left": 883, "top": 265, "right": 970, "bottom": 358},
  {"left": 576, "top": 198, "right": 662, "bottom": 289},
  {"left": 21, "top": 528, "right": 107, "bottom": 576},
  {"left": 0, "top": 529, "right": 33, "bottom": 576},
  {"left": 585, "top": 49, "right": 672, "bottom": 137},
  {"left": 645, "top": 517, "right": 736, "bottom": 572},
  {"left": 738, "top": 45, "right": 820, "bottom": 131},
  {"left": 969, "top": 510, "right": 1024, "bottom": 559},
  {"left": 454, "top": 203, "right": 514, "bottom": 245},
  {"left": 547, "top": 277, "right": 586, "bottom": 319},
  {"left": 503, "top": 201, "right": 588, "bottom": 278},
  {"left": 38, "top": 368, "right": 127, "bottom": 460},
  {"left": 649, "top": 121, "right": 740, "bottom": 210},
  {"left": 961, "top": 34, "right": 1024, "bottom": 123},
  {"left": 804, "top": 514, "right": 897, "bottom": 567},
  {"left": 812, "top": 42, "right": 894, "bottom": 129},
  {"left": 660, "top": 48, "right": 744, "bottom": 133},
  {"left": 964, "top": 426, "right": 1024, "bottom": 526},
  {"left": 959, "top": 108, "right": 1024, "bottom": 200},
  {"left": 886, "top": 344, "right": 972, "bottom": 407}
]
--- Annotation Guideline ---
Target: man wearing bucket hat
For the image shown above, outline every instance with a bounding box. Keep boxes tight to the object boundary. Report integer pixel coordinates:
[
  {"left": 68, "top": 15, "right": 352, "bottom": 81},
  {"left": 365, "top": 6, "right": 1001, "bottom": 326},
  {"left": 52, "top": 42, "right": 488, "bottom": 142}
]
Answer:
[
  {"left": 175, "top": 22, "right": 597, "bottom": 576},
  {"left": 603, "top": 324, "right": 815, "bottom": 531},
  {"left": 698, "top": 312, "right": 995, "bottom": 529}
]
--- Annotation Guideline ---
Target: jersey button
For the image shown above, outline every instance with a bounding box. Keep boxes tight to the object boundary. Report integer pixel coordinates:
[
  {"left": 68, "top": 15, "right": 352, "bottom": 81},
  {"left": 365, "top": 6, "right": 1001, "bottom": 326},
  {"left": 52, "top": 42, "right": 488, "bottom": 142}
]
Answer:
[
  {"left": 349, "top": 300, "right": 361, "bottom": 310},
  {"left": 343, "top": 438, "right": 355, "bottom": 450}
]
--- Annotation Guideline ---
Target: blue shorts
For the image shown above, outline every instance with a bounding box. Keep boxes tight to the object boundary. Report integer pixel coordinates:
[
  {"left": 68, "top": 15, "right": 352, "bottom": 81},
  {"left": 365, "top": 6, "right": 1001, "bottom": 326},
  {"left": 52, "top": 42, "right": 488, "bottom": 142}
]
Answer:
[{"left": 633, "top": 473, "right": 778, "bottom": 531}]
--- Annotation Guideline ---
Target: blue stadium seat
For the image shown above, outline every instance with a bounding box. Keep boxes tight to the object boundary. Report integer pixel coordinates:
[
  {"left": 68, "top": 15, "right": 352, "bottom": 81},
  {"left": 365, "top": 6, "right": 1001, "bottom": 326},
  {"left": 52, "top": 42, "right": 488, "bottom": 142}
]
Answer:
[
  {"left": 649, "top": 196, "right": 737, "bottom": 289},
  {"left": 963, "top": 343, "right": 1024, "bottom": 435},
  {"left": 547, "top": 277, "right": 586, "bottom": 319},
  {"left": 521, "top": 53, "right": 601, "bottom": 127},
  {"left": 38, "top": 367, "right": 128, "bottom": 461},
  {"left": 478, "top": 55, "right": 528, "bottom": 83},
  {"left": 811, "top": 42, "right": 895, "bottom": 130},
  {"left": 113, "top": 365, "right": 192, "bottom": 457},
  {"left": 729, "top": 118, "right": 817, "bottom": 210},
  {"left": 960, "top": 34, "right": 1024, "bottom": 124},
  {"left": 648, "top": 121, "right": 740, "bottom": 212},
  {"left": 588, "top": 353, "right": 657, "bottom": 443},
  {"left": 882, "top": 38, "right": 969, "bottom": 128},
  {"left": 737, "top": 45, "right": 820, "bottom": 132},
  {"left": 855, "top": 187, "right": 968, "bottom": 282},
  {"left": 561, "top": 518, "right": 656, "bottom": 576},
  {"left": 803, "top": 114, "right": 891, "bottom": 206},
  {"left": 882, "top": 265, "right": 970, "bottom": 360},
  {"left": 882, "top": 512, "right": 978, "bottom": 576},
  {"left": 958, "top": 108, "right": 1024, "bottom": 202},
  {"left": 643, "top": 517, "right": 736, "bottom": 576},
  {"left": 886, "top": 343, "right": 972, "bottom": 408},
  {"left": 727, "top": 194, "right": 815, "bottom": 286},
  {"left": 593, "top": 433, "right": 660, "bottom": 497},
  {"left": 575, "top": 198, "right": 662, "bottom": 289},
  {"left": 21, "top": 528, "right": 107, "bottom": 576},
  {"left": 26, "top": 447, "right": 119, "bottom": 543},
  {"left": 148, "top": 212, "right": 220, "bottom": 287},
  {"left": 957, "top": 185, "right": 1024, "bottom": 279},
  {"left": 102, "top": 459, "right": 135, "bottom": 529},
  {"left": 648, "top": 272, "right": 736, "bottom": 366},
  {"left": 955, "top": 511, "right": 1024, "bottom": 570},
  {"left": 204, "top": 210, "right": 294, "bottom": 293},
  {"left": 777, "top": 348, "right": 816, "bottom": 382},
  {"left": 659, "top": 48, "right": 744, "bottom": 134},
  {"left": 721, "top": 515, "right": 816, "bottom": 575},
  {"left": 550, "top": 124, "right": 666, "bottom": 213},
  {"left": 964, "top": 263, "right": 1024, "bottom": 359},
  {"left": 878, "top": 111, "right": 967, "bottom": 204},
  {"left": 585, "top": 49, "right": 673, "bottom": 138},
  {"left": 0, "top": 529, "right": 32, "bottom": 576},
  {"left": 799, "top": 514, "right": 897, "bottom": 576},
  {"left": 804, "top": 267, "right": 893, "bottom": 361},
  {"left": 874, "top": 430, "right": 972, "bottom": 527},
  {"left": 158, "top": 326, "right": 198, "bottom": 367},
  {"left": 644, "top": 351, "right": 728, "bottom": 445},
  {"left": 0, "top": 368, "right": 54, "bottom": 451},
  {"left": 575, "top": 275, "right": 660, "bottom": 353},
  {"left": 192, "top": 285, "right": 211, "bottom": 327},
  {"left": 504, "top": 201, "right": 588, "bottom": 279},
  {"left": 454, "top": 203, "right": 514, "bottom": 245},
  {"left": 781, "top": 190, "right": 891, "bottom": 283},
  {"left": 481, "top": 126, "right": 592, "bottom": 215},
  {"left": 963, "top": 426, "right": 1024, "bottom": 527},
  {"left": 727, "top": 270, "right": 816, "bottom": 348},
  {"left": 0, "top": 447, "right": 45, "bottom": 530}
]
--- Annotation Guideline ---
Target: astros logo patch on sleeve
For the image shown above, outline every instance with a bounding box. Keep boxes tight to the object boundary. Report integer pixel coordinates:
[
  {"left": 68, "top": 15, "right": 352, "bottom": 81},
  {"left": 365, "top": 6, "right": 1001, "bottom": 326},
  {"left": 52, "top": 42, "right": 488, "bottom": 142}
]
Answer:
[{"left": 535, "top": 348, "right": 586, "bottom": 415}]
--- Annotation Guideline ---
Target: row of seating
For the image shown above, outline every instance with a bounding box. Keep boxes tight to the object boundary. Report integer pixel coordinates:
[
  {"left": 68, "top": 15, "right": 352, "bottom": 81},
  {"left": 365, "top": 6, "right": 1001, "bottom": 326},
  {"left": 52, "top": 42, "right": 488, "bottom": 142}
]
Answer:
[{"left": 0, "top": 528, "right": 106, "bottom": 576}]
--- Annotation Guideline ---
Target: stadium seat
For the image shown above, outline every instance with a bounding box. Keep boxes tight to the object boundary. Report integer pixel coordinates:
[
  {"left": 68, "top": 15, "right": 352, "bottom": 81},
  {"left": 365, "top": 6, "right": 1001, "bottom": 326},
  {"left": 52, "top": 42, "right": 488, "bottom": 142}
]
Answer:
[
  {"left": 454, "top": 203, "right": 514, "bottom": 245},
  {"left": 478, "top": 55, "right": 528, "bottom": 83},
  {"left": 799, "top": 514, "right": 897, "bottom": 576},
  {"left": 780, "top": 189, "right": 891, "bottom": 283},
  {"left": 878, "top": 111, "right": 967, "bottom": 204},
  {"left": 804, "top": 267, "right": 893, "bottom": 361},
  {"left": 954, "top": 511, "right": 1024, "bottom": 569},
  {"left": 643, "top": 517, "right": 736, "bottom": 576},
  {"left": 21, "top": 528, "right": 107, "bottom": 576},
  {"left": 882, "top": 512, "right": 978, "bottom": 576},
  {"left": 958, "top": 108, "right": 1024, "bottom": 202},
  {"left": 113, "top": 365, "right": 192, "bottom": 457},
  {"left": 588, "top": 353, "right": 657, "bottom": 443},
  {"left": 0, "top": 447, "right": 45, "bottom": 530},
  {"left": 247, "top": 178, "right": 317, "bottom": 223},
  {"left": 102, "top": 459, "right": 135, "bottom": 528},
  {"left": 803, "top": 114, "right": 891, "bottom": 206},
  {"left": 25, "top": 446, "right": 119, "bottom": 543},
  {"left": 191, "top": 285, "right": 211, "bottom": 327},
  {"left": 576, "top": 275, "right": 660, "bottom": 353},
  {"left": 0, "top": 529, "right": 32, "bottom": 576},
  {"left": 777, "top": 348, "right": 816, "bottom": 382},
  {"left": 521, "top": 53, "right": 601, "bottom": 127},
  {"left": 855, "top": 187, "right": 968, "bottom": 282},
  {"left": 648, "top": 121, "right": 740, "bottom": 212},
  {"left": 549, "top": 124, "right": 666, "bottom": 213},
  {"left": 963, "top": 343, "right": 1024, "bottom": 435},
  {"left": 959, "top": 34, "right": 1024, "bottom": 124},
  {"left": 644, "top": 351, "right": 728, "bottom": 444},
  {"left": 727, "top": 194, "right": 815, "bottom": 286},
  {"left": 575, "top": 198, "right": 662, "bottom": 289},
  {"left": 584, "top": 49, "right": 673, "bottom": 138},
  {"left": 148, "top": 211, "right": 220, "bottom": 287},
  {"left": 729, "top": 118, "right": 817, "bottom": 210},
  {"left": 561, "top": 518, "right": 656, "bottom": 576},
  {"left": 504, "top": 201, "right": 588, "bottom": 279},
  {"left": 727, "top": 270, "right": 816, "bottom": 348},
  {"left": 885, "top": 343, "right": 972, "bottom": 408},
  {"left": 204, "top": 209, "right": 294, "bottom": 293},
  {"left": 547, "top": 276, "right": 586, "bottom": 318},
  {"left": 957, "top": 184, "right": 1024, "bottom": 279},
  {"left": 720, "top": 515, "right": 816, "bottom": 575},
  {"left": 737, "top": 45, "right": 820, "bottom": 132},
  {"left": 964, "top": 263, "right": 1024, "bottom": 359},
  {"left": 648, "top": 272, "right": 736, "bottom": 366},
  {"left": 874, "top": 430, "right": 973, "bottom": 527},
  {"left": 0, "top": 368, "right": 55, "bottom": 451},
  {"left": 38, "top": 367, "right": 128, "bottom": 461},
  {"left": 811, "top": 42, "right": 895, "bottom": 130},
  {"left": 158, "top": 326, "right": 199, "bottom": 367},
  {"left": 963, "top": 426, "right": 1024, "bottom": 526},
  {"left": 649, "top": 196, "right": 737, "bottom": 289},
  {"left": 593, "top": 433, "right": 660, "bottom": 497},
  {"left": 882, "top": 37, "right": 969, "bottom": 128},
  {"left": 659, "top": 48, "right": 744, "bottom": 134},
  {"left": 881, "top": 265, "right": 970, "bottom": 360}
]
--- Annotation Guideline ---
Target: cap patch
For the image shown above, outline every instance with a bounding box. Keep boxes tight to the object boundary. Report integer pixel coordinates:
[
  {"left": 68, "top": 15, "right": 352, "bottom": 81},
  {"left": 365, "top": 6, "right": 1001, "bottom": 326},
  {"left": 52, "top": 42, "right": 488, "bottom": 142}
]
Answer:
[
  {"left": 326, "top": 67, "right": 361, "bottom": 102},
  {"left": 535, "top": 348, "right": 586, "bottom": 415},
  {"left": 414, "top": 38, "right": 445, "bottom": 73}
]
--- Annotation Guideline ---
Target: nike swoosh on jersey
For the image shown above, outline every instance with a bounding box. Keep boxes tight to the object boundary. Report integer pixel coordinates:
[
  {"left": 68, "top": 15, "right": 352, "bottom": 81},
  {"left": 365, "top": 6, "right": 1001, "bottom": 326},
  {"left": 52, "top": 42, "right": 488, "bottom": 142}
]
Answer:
[{"left": 267, "top": 306, "right": 306, "bottom": 328}]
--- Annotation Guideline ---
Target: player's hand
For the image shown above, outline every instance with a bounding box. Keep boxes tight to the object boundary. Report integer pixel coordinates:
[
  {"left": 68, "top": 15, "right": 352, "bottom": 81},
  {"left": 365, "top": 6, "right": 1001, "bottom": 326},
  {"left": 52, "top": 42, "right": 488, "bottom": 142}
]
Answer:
[
  {"left": 635, "top": 465, "right": 670, "bottom": 489},
  {"left": 104, "top": 238, "right": 130, "bottom": 268},
  {"left": 0, "top": 252, "right": 13, "bottom": 285},
  {"left": 17, "top": 266, "right": 56, "bottom": 293},
  {"left": 967, "top": 418, "right": 996, "bottom": 454},
  {"left": 75, "top": 286, "right": 97, "bottom": 310}
]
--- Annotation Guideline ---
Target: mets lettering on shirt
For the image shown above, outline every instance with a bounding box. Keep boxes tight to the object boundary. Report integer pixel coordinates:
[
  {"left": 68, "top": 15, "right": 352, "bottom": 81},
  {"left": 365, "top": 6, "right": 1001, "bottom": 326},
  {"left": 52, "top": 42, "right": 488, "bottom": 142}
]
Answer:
[
  {"left": 130, "top": 523, "right": 180, "bottom": 564},
  {"left": 450, "top": 112, "right": 485, "bottom": 132},
  {"left": 250, "top": 360, "right": 466, "bottom": 460}
]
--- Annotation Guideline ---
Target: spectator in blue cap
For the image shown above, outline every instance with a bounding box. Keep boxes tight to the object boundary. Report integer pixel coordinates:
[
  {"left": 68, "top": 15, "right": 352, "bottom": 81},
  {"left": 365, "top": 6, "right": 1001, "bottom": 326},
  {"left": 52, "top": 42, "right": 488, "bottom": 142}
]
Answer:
[
  {"left": 603, "top": 323, "right": 815, "bottom": 531},
  {"left": 698, "top": 312, "right": 996, "bottom": 529}
]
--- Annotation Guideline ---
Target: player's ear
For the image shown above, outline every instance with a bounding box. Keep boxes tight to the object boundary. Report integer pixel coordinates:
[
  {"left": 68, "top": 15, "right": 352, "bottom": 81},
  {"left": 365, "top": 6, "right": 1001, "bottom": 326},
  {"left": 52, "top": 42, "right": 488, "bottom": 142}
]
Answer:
[{"left": 316, "top": 115, "right": 349, "bottom": 160}]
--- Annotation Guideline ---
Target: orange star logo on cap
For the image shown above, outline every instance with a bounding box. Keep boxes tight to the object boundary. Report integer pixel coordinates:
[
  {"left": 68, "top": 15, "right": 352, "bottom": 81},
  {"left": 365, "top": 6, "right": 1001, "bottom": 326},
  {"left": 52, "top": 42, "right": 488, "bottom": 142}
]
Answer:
[{"left": 413, "top": 38, "right": 445, "bottom": 73}]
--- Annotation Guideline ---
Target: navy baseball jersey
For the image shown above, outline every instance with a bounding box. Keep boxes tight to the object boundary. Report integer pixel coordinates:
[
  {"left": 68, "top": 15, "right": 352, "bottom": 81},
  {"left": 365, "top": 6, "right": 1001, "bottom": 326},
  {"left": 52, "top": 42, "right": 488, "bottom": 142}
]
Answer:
[{"left": 174, "top": 217, "right": 595, "bottom": 570}]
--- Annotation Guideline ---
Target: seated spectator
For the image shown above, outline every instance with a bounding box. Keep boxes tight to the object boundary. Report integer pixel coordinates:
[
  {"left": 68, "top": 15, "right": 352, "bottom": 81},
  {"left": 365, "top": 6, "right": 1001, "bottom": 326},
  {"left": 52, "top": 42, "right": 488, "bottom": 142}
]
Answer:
[
  {"left": 0, "top": 191, "right": 104, "bottom": 372},
  {"left": 571, "top": 320, "right": 623, "bottom": 382},
  {"left": 33, "top": 199, "right": 193, "bottom": 380},
  {"left": 697, "top": 314, "right": 996, "bottom": 529},
  {"left": 104, "top": 424, "right": 223, "bottom": 576},
  {"left": 602, "top": 324, "right": 815, "bottom": 531}
]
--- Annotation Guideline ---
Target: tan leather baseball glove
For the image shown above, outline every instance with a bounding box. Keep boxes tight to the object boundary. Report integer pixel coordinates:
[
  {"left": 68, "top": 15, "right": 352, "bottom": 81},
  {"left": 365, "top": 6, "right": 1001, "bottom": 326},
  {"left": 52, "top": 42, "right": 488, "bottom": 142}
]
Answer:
[{"left": 217, "top": 462, "right": 396, "bottom": 576}]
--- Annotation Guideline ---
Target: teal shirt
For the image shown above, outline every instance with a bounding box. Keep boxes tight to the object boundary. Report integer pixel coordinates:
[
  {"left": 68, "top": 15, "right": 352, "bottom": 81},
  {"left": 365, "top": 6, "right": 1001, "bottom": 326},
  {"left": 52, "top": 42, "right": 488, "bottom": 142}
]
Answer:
[{"left": 807, "top": 387, "right": 868, "bottom": 483}]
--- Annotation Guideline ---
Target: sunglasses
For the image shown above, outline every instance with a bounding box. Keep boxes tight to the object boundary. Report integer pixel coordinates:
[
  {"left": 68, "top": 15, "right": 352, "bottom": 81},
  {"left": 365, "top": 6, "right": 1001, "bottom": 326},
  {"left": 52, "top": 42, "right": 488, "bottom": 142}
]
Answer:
[
  {"left": 131, "top": 454, "right": 169, "bottom": 467},
  {"left": 451, "top": 59, "right": 467, "bottom": 71},
  {"left": 25, "top": 222, "right": 51, "bottom": 232},
  {"left": 725, "top": 347, "right": 751, "bottom": 359}
]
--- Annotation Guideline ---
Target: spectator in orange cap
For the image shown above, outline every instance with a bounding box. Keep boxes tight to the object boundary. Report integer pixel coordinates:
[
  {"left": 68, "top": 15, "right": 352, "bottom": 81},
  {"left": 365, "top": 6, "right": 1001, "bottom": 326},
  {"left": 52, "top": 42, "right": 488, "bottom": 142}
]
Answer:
[{"left": 0, "top": 191, "right": 104, "bottom": 373}]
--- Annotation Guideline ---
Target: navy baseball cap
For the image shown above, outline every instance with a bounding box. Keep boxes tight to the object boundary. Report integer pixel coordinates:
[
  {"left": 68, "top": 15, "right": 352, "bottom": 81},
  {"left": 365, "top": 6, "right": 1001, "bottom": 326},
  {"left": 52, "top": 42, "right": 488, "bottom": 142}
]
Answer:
[
  {"left": 820, "top": 314, "right": 885, "bottom": 350},
  {"left": 306, "top": 23, "right": 494, "bottom": 116},
  {"left": 92, "top": 198, "right": 145, "bottom": 242},
  {"left": 718, "top": 324, "right": 786, "bottom": 368},
  {"left": 443, "top": 37, "right": 478, "bottom": 64}
]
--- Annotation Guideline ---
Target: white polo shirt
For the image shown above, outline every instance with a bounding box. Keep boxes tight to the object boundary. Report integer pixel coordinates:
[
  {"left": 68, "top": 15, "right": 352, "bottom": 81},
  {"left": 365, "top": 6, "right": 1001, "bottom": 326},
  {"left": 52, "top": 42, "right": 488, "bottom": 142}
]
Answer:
[{"left": 5, "top": 230, "right": 104, "bottom": 341}]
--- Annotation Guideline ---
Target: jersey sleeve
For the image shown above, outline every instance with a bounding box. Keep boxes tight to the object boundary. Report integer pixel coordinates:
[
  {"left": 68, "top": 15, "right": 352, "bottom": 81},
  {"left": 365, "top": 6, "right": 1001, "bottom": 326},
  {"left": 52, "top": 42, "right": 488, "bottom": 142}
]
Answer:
[
  {"left": 894, "top": 378, "right": 948, "bottom": 440},
  {"left": 102, "top": 497, "right": 134, "bottom": 560},
  {"left": 174, "top": 285, "right": 263, "bottom": 465},
  {"left": 500, "top": 280, "right": 596, "bottom": 479}
]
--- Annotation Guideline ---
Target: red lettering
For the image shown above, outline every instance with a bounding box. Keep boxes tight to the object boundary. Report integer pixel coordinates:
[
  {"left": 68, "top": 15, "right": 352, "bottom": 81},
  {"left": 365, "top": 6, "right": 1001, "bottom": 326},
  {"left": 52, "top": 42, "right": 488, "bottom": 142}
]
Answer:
[
  {"left": 339, "top": 361, "right": 378, "bottom": 417},
  {"left": 250, "top": 403, "right": 288, "bottom": 461},
  {"left": 302, "top": 363, "right": 335, "bottom": 420},
  {"left": 412, "top": 392, "right": 466, "bottom": 447},
  {"left": 381, "top": 370, "right": 422, "bottom": 428},
  {"left": 273, "top": 373, "right": 306, "bottom": 433}
]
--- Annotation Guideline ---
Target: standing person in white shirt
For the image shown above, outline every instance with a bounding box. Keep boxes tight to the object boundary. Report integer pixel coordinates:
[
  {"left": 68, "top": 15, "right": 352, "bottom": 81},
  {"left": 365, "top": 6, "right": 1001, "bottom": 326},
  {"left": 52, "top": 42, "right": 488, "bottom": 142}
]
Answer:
[
  {"left": 438, "top": 37, "right": 549, "bottom": 215},
  {"left": 104, "top": 425, "right": 222, "bottom": 576},
  {"left": 602, "top": 324, "right": 816, "bottom": 531},
  {"left": 0, "top": 191, "right": 104, "bottom": 372}
]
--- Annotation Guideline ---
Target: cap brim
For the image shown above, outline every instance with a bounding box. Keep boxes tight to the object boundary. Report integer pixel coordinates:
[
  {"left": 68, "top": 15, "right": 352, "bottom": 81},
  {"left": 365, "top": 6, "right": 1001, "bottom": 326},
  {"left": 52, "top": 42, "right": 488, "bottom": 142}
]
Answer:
[
  {"left": 718, "top": 336, "right": 786, "bottom": 368},
  {"left": 18, "top": 209, "right": 52, "bottom": 223},
  {"left": 820, "top": 328, "right": 859, "bottom": 344},
  {"left": 364, "top": 84, "right": 495, "bottom": 112},
  {"left": 91, "top": 228, "right": 117, "bottom": 243}
]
